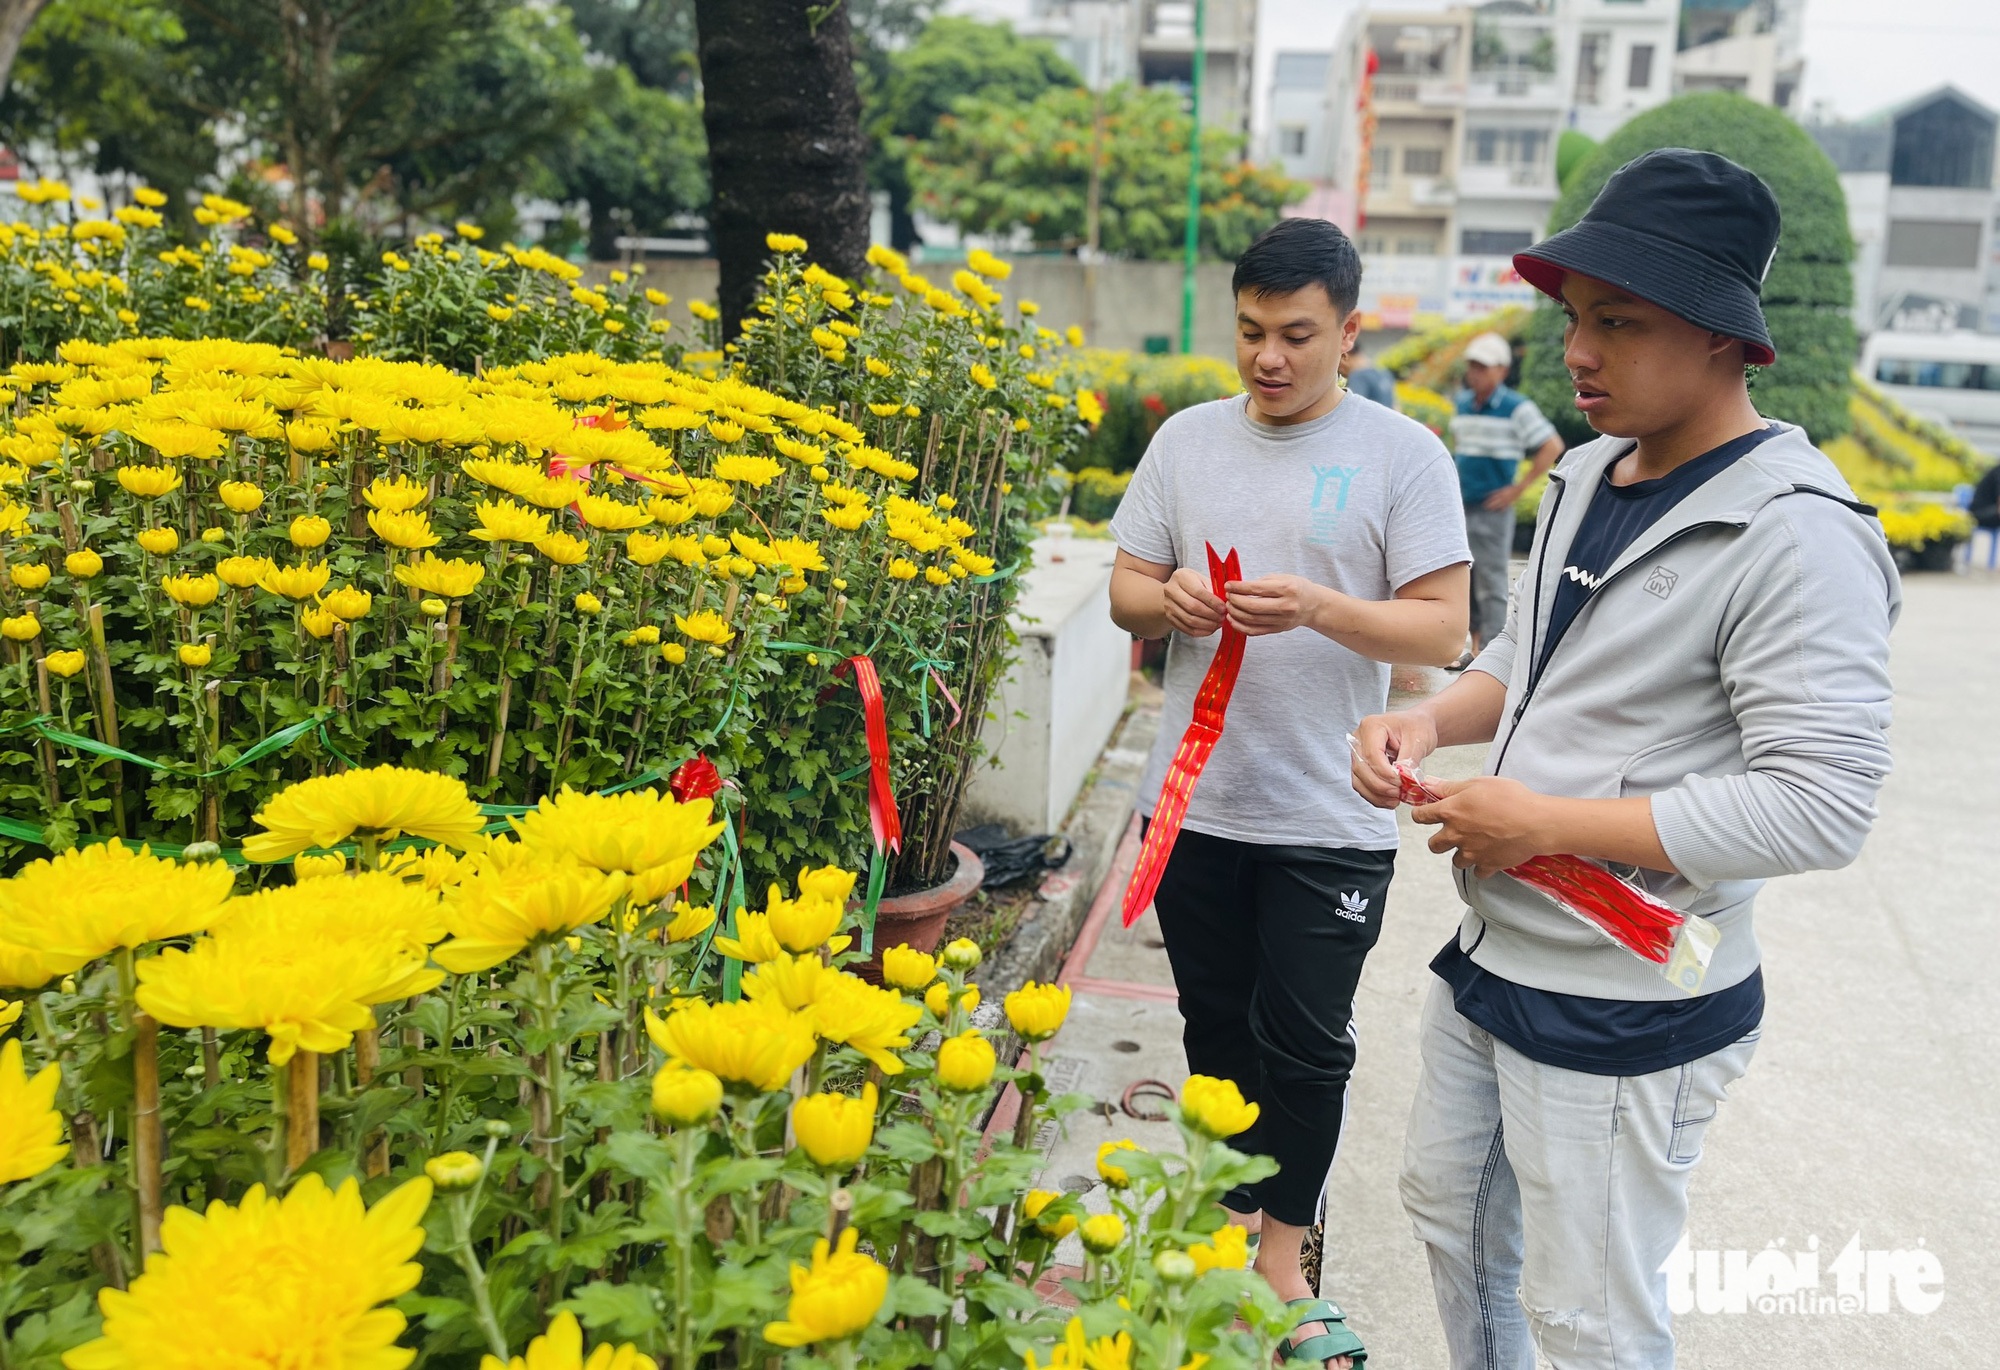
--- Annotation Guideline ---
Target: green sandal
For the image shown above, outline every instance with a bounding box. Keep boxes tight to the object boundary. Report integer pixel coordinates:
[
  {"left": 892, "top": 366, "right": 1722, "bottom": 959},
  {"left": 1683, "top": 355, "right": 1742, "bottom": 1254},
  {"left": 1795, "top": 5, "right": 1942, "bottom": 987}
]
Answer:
[{"left": 1277, "top": 1297, "right": 1366, "bottom": 1368}]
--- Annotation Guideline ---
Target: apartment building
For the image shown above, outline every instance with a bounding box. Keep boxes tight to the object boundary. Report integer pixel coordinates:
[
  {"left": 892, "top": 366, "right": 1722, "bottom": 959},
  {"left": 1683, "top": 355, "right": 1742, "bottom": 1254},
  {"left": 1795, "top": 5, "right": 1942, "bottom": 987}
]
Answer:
[
  {"left": 1266, "top": 50, "right": 1332, "bottom": 178},
  {"left": 1811, "top": 87, "right": 2000, "bottom": 337},
  {"left": 999, "top": 0, "right": 1259, "bottom": 139},
  {"left": 1674, "top": 0, "right": 1805, "bottom": 113}
]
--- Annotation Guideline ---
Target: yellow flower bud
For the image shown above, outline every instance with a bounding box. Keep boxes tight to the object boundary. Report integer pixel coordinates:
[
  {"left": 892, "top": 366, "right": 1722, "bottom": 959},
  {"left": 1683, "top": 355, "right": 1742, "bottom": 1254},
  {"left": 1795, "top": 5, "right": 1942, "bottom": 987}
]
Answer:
[
  {"left": 574, "top": 591, "right": 603, "bottom": 615},
  {"left": 135, "top": 527, "right": 179, "bottom": 556},
  {"left": 1179, "top": 1074, "right": 1260, "bottom": 1140},
  {"left": 935, "top": 1031, "right": 995, "bottom": 1092},
  {"left": 65, "top": 547, "right": 104, "bottom": 579},
  {"left": 420, "top": 598, "right": 447, "bottom": 617},
  {"left": 8, "top": 563, "right": 50, "bottom": 591},
  {"left": 1079, "top": 1213, "right": 1126, "bottom": 1255},
  {"left": 661, "top": 642, "right": 686, "bottom": 665},
  {"left": 289, "top": 514, "right": 331, "bottom": 548},
  {"left": 941, "top": 937, "right": 982, "bottom": 972},
  {"left": 1, "top": 614, "right": 40, "bottom": 642},
  {"left": 790, "top": 1082, "right": 877, "bottom": 1170},
  {"left": 651, "top": 1064, "right": 723, "bottom": 1127},
  {"left": 47, "top": 649, "right": 88, "bottom": 679},
  {"left": 879, "top": 945, "right": 937, "bottom": 992},
  {"left": 219, "top": 480, "right": 264, "bottom": 513},
  {"left": 200, "top": 527, "right": 227, "bottom": 543},
  {"left": 424, "top": 1150, "right": 485, "bottom": 1191},
  {"left": 178, "top": 643, "right": 212, "bottom": 668},
  {"left": 1003, "top": 981, "right": 1072, "bottom": 1043},
  {"left": 924, "top": 981, "right": 978, "bottom": 1018},
  {"left": 1096, "top": 1138, "right": 1140, "bottom": 1188}
]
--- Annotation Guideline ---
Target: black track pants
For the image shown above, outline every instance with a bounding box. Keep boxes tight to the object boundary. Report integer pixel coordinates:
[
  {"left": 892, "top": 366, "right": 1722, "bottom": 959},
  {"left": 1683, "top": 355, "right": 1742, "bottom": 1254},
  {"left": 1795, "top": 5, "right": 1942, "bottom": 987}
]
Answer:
[{"left": 1149, "top": 825, "right": 1394, "bottom": 1226}]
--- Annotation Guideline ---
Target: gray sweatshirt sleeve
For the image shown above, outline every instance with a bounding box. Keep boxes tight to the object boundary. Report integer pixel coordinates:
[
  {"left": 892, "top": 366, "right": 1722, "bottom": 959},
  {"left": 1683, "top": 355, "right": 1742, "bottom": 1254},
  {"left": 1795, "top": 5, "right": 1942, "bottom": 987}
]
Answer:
[{"left": 1650, "top": 499, "right": 1900, "bottom": 887}]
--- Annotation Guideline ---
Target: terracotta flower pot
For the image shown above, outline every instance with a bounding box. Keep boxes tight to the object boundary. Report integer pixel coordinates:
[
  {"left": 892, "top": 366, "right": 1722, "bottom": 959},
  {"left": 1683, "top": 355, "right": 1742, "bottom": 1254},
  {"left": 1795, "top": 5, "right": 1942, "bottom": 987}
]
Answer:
[{"left": 852, "top": 841, "right": 985, "bottom": 984}]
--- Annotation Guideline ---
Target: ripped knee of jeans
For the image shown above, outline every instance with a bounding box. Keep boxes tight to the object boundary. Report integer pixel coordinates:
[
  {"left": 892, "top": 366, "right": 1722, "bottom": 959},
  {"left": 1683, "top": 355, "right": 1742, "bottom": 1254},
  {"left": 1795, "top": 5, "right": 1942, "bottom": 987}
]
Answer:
[{"left": 1521, "top": 1297, "right": 1591, "bottom": 1351}]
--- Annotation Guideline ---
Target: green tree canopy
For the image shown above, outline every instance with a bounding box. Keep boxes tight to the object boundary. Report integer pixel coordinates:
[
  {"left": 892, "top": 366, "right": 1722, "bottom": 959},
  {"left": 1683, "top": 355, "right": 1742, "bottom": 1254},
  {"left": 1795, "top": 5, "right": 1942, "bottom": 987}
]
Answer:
[
  {"left": 1520, "top": 92, "right": 1856, "bottom": 446},
  {"left": 540, "top": 61, "right": 707, "bottom": 259},
  {"left": 904, "top": 82, "right": 1305, "bottom": 259}
]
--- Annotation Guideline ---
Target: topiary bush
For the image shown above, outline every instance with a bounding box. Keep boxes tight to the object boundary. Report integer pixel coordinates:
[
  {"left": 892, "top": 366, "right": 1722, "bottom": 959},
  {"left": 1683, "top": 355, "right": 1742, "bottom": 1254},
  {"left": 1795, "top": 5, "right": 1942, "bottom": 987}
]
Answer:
[{"left": 1520, "top": 92, "right": 1856, "bottom": 448}]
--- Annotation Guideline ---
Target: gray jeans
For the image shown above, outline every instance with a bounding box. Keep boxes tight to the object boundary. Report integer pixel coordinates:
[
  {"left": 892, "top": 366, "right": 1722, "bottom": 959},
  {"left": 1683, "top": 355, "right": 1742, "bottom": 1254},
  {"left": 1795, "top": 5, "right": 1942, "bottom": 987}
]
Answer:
[
  {"left": 1463, "top": 503, "right": 1515, "bottom": 642},
  {"left": 1401, "top": 979, "right": 1759, "bottom": 1369}
]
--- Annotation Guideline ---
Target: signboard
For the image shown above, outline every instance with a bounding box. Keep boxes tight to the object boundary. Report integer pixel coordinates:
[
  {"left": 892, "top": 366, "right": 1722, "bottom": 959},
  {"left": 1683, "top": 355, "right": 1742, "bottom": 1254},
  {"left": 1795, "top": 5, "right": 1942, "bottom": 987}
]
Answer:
[{"left": 1447, "top": 256, "right": 1538, "bottom": 322}]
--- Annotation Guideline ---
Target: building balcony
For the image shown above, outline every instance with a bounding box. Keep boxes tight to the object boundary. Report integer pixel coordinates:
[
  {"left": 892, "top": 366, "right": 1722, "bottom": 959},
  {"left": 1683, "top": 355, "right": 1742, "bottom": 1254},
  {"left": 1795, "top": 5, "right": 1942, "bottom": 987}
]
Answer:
[
  {"left": 1464, "top": 74, "right": 1564, "bottom": 106},
  {"left": 1457, "top": 163, "right": 1555, "bottom": 197},
  {"left": 1371, "top": 76, "right": 1465, "bottom": 108}
]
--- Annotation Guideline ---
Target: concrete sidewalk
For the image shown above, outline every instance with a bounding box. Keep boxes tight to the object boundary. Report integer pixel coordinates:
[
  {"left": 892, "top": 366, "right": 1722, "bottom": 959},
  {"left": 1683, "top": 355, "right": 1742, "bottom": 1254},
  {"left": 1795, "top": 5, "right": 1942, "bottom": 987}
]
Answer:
[{"left": 1017, "top": 572, "right": 1996, "bottom": 1366}]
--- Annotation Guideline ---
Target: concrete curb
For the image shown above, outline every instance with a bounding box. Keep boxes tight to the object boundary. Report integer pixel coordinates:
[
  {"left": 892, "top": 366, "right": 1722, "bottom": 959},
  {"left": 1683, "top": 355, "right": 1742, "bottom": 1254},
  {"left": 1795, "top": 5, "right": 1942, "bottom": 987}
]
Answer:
[{"left": 979, "top": 697, "right": 1161, "bottom": 1010}]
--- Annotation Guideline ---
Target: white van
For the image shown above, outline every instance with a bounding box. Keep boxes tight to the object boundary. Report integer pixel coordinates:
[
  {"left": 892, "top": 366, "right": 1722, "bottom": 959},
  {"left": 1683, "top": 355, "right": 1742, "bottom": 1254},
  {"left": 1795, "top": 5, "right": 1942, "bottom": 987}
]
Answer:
[{"left": 1859, "top": 330, "right": 2000, "bottom": 455}]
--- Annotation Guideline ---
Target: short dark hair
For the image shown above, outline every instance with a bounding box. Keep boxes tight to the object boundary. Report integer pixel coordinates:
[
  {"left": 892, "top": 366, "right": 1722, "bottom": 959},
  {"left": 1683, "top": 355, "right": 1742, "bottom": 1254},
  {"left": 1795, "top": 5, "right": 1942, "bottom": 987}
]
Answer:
[{"left": 1232, "top": 218, "right": 1362, "bottom": 316}]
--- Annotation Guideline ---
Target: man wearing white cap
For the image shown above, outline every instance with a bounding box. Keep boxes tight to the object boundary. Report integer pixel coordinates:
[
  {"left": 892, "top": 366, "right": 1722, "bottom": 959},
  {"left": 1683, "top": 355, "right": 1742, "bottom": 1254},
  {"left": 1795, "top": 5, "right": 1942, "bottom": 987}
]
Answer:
[{"left": 1450, "top": 332, "right": 1564, "bottom": 667}]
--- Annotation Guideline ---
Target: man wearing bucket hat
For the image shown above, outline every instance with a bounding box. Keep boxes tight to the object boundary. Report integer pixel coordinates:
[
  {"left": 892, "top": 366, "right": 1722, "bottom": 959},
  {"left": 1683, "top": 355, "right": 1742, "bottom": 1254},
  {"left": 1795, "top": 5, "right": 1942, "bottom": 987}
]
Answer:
[
  {"left": 1450, "top": 331, "right": 1565, "bottom": 667},
  {"left": 1352, "top": 149, "right": 1901, "bottom": 1367}
]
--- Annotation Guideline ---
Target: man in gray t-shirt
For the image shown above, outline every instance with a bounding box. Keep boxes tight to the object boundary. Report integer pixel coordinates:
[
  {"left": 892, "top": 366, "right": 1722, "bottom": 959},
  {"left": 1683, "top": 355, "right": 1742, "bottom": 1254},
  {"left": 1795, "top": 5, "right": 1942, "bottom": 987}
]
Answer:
[{"left": 1108, "top": 218, "right": 1469, "bottom": 1369}]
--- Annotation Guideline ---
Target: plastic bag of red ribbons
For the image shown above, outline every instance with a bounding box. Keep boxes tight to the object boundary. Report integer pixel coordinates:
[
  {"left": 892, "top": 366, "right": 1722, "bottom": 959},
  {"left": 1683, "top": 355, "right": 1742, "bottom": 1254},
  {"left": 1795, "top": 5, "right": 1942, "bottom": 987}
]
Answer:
[{"left": 1383, "top": 754, "right": 1719, "bottom": 994}]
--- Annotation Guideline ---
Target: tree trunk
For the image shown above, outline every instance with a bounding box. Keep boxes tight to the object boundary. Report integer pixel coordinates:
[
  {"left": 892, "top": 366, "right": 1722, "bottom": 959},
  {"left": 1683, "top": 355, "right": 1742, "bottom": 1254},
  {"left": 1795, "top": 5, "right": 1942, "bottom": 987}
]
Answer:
[
  {"left": 0, "top": 0, "right": 50, "bottom": 94},
  {"left": 693, "top": 0, "right": 869, "bottom": 336}
]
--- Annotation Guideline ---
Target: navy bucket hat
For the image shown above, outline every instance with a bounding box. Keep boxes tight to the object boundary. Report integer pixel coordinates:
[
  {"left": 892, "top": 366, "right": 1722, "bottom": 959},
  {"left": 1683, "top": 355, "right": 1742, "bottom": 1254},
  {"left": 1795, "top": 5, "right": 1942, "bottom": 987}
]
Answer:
[{"left": 1513, "top": 147, "right": 1781, "bottom": 366}]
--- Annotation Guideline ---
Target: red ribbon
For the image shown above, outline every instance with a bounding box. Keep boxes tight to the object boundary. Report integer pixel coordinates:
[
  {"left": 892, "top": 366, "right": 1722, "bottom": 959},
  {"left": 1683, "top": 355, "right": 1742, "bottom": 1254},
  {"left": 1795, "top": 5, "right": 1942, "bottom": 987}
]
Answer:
[
  {"left": 834, "top": 654, "right": 902, "bottom": 854},
  {"left": 670, "top": 753, "right": 722, "bottom": 804},
  {"left": 1122, "top": 543, "right": 1244, "bottom": 926}
]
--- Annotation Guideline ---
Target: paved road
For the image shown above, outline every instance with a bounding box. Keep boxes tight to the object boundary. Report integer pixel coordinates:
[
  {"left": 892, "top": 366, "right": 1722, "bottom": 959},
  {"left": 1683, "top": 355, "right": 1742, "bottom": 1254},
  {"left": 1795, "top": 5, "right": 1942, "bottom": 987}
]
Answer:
[{"left": 1026, "top": 571, "right": 1995, "bottom": 1366}]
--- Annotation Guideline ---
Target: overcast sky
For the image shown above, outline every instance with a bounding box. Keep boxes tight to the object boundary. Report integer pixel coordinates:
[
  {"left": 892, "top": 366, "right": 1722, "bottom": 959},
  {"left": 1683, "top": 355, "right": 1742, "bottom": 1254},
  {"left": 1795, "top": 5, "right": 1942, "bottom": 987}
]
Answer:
[{"left": 1252, "top": 0, "right": 2000, "bottom": 128}]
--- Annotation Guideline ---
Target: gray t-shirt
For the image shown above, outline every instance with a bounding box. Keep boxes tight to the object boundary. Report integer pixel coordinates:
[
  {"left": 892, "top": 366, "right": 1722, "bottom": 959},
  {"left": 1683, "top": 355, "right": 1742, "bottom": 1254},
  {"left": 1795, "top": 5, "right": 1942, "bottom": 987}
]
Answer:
[{"left": 1110, "top": 392, "right": 1469, "bottom": 848}]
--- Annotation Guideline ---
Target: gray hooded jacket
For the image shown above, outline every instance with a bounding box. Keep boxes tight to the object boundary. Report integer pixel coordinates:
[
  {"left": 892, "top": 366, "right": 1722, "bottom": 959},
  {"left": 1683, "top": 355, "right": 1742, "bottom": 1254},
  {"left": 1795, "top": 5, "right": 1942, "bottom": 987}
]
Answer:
[{"left": 1459, "top": 421, "right": 1901, "bottom": 1001}]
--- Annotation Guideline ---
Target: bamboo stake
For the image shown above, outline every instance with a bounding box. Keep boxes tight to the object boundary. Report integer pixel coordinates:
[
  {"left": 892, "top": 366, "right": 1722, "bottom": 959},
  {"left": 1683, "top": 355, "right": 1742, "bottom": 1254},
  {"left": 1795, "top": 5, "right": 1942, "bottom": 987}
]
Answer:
[
  {"left": 355, "top": 1012, "right": 390, "bottom": 1178},
  {"left": 131, "top": 1014, "right": 164, "bottom": 1258},
  {"left": 286, "top": 1049, "right": 320, "bottom": 1172},
  {"left": 85, "top": 604, "right": 126, "bottom": 837},
  {"left": 27, "top": 605, "right": 58, "bottom": 807}
]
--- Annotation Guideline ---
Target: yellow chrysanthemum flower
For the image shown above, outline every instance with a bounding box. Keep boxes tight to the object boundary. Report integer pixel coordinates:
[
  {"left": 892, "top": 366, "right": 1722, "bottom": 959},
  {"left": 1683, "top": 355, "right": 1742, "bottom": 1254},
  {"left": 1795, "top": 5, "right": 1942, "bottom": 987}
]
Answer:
[
  {"left": 392, "top": 552, "right": 485, "bottom": 598},
  {"left": 218, "top": 480, "right": 264, "bottom": 513},
  {"left": 137, "top": 882, "right": 445, "bottom": 1064},
  {"left": 888, "top": 558, "right": 918, "bottom": 581},
  {"left": 0, "top": 1039, "right": 67, "bottom": 1184},
  {"left": 762, "top": 1227, "right": 888, "bottom": 1347},
  {"left": 712, "top": 453, "right": 782, "bottom": 487},
  {"left": 158, "top": 570, "right": 218, "bottom": 608},
  {"left": 115, "top": 464, "right": 182, "bottom": 499},
  {"left": 257, "top": 559, "right": 331, "bottom": 602},
  {"left": 215, "top": 555, "right": 269, "bottom": 590},
  {"left": 808, "top": 973, "right": 922, "bottom": 1075},
  {"left": 645, "top": 997, "right": 818, "bottom": 1093},
  {"left": 0, "top": 843, "right": 231, "bottom": 976},
  {"left": 432, "top": 855, "right": 629, "bottom": 974},
  {"left": 710, "top": 910, "right": 782, "bottom": 964},
  {"left": 878, "top": 945, "right": 938, "bottom": 992},
  {"left": 740, "top": 950, "right": 842, "bottom": 1012},
  {"left": 1180, "top": 1073, "right": 1260, "bottom": 1139},
  {"left": 241, "top": 764, "right": 484, "bottom": 863},
  {"left": 366, "top": 508, "right": 440, "bottom": 550},
  {"left": 478, "top": 1311, "right": 656, "bottom": 1370},
  {"left": 46, "top": 649, "right": 87, "bottom": 680},
  {"left": 1186, "top": 1223, "right": 1251, "bottom": 1276},
  {"left": 508, "top": 788, "right": 724, "bottom": 899},
  {"left": 61, "top": 1174, "right": 432, "bottom": 1370},
  {"left": 574, "top": 493, "right": 650, "bottom": 531},
  {"left": 363, "top": 474, "right": 428, "bottom": 513},
  {"left": 288, "top": 514, "right": 331, "bottom": 549},
  {"left": 322, "top": 585, "right": 373, "bottom": 621},
  {"left": 293, "top": 853, "right": 348, "bottom": 880},
  {"left": 535, "top": 531, "right": 589, "bottom": 565},
  {"left": 651, "top": 1065, "right": 722, "bottom": 1129},
  {"left": 1003, "top": 981, "right": 1072, "bottom": 1043},
  {"left": 673, "top": 610, "right": 734, "bottom": 645},
  {"left": 790, "top": 1082, "right": 877, "bottom": 1170},
  {"left": 64, "top": 547, "right": 104, "bottom": 579},
  {"left": 469, "top": 497, "right": 549, "bottom": 543},
  {"left": 135, "top": 527, "right": 179, "bottom": 556}
]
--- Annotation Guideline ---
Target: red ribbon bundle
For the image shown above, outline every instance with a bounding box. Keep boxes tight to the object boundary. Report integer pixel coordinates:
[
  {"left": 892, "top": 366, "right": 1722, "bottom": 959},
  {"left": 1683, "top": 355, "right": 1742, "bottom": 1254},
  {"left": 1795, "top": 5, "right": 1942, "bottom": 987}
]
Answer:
[
  {"left": 1392, "top": 764, "right": 1684, "bottom": 963},
  {"left": 835, "top": 655, "right": 902, "bottom": 854},
  {"left": 1122, "top": 543, "right": 1245, "bottom": 927}
]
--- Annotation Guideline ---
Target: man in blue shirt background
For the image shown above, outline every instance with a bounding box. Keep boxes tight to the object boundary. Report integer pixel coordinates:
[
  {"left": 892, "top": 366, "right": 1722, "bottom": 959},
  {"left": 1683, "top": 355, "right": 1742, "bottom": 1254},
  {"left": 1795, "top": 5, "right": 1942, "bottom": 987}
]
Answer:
[{"left": 1451, "top": 332, "right": 1564, "bottom": 666}]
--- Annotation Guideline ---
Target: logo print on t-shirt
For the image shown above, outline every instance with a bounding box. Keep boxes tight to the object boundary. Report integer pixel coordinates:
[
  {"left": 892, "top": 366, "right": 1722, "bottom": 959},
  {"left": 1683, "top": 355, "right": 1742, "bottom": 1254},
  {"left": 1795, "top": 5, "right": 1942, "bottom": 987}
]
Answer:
[
  {"left": 1335, "top": 890, "right": 1370, "bottom": 922},
  {"left": 1308, "top": 464, "right": 1361, "bottom": 546},
  {"left": 1644, "top": 565, "right": 1679, "bottom": 599}
]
